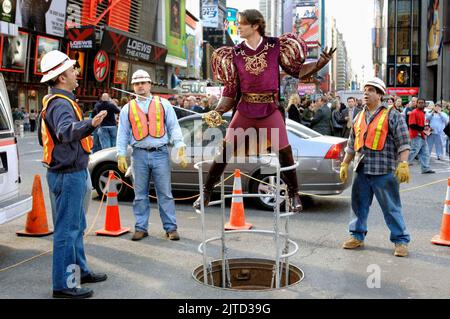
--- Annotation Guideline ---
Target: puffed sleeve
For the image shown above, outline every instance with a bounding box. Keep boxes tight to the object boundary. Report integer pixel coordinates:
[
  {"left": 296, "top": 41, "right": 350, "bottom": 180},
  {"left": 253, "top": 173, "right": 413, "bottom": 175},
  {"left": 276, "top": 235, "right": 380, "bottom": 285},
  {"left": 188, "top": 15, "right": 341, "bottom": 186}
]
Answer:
[
  {"left": 211, "top": 47, "right": 238, "bottom": 99},
  {"left": 279, "top": 33, "right": 308, "bottom": 78}
]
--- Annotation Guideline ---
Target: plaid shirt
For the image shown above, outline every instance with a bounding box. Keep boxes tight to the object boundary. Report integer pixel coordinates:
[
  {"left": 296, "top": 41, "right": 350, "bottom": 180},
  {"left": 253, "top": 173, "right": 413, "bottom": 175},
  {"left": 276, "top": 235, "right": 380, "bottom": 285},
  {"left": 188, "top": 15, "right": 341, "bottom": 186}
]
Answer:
[{"left": 345, "top": 103, "right": 411, "bottom": 175}]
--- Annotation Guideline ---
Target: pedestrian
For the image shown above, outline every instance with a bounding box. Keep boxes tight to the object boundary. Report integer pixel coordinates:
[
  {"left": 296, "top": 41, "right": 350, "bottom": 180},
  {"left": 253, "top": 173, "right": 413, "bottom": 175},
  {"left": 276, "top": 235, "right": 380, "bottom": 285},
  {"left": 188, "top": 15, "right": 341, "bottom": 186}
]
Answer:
[
  {"left": 408, "top": 98, "right": 435, "bottom": 173},
  {"left": 194, "top": 9, "right": 334, "bottom": 212},
  {"left": 23, "top": 108, "right": 30, "bottom": 132},
  {"left": 331, "top": 99, "right": 345, "bottom": 137},
  {"left": 339, "top": 77, "right": 411, "bottom": 257},
  {"left": 286, "top": 93, "right": 302, "bottom": 123},
  {"left": 188, "top": 96, "right": 204, "bottom": 113},
  {"left": 403, "top": 96, "right": 417, "bottom": 128},
  {"left": 301, "top": 100, "right": 314, "bottom": 126},
  {"left": 12, "top": 107, "right": 24, "bottom": 136},
  {"left": 310, "top": 96, "right": 333, "bottom": 135},
  {"left": 394, "top": 97, "right": 403, "bottom": 112},
  {"left": 29, "top": 109, "right": 37, "bottom": 132},
  {"left": 426, "top": 103, "right": 448, "bottom": 160},
  {"left": 201, "top": 97, "right": 211, "bottom": 113},
  {"left": 341, "top": 96, "right": 362, "bottom": 138},
  {"left": 92, "top": 93, "right": 121, "bottom": 149},
  {"left": 38, "top": 50, "right": 108, "bottom": 298},
  {"left": 116, "top": 69, "right": 187, "bottom": 241}
]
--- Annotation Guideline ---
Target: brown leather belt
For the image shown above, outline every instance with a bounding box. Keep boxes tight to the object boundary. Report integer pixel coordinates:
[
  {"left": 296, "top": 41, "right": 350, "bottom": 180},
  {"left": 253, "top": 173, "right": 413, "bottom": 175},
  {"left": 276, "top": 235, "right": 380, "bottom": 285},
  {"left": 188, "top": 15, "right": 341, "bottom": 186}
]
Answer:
[{"left": 242, "top": 93, "right": 277, "bottom": 104}]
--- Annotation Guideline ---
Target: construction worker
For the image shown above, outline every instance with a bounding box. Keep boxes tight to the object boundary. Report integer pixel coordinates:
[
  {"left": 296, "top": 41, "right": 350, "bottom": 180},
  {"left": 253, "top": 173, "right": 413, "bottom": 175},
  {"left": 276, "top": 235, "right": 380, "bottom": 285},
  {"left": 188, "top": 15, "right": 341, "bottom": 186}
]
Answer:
[
  {"left": 116, "top": 70, "right": 187, "bottom": 241},
  {"left": 38, "top": 50, "right": 108, "bottom": 298},
  {"left": 340, "top": 77, "right": 411, "bottom": 257}
]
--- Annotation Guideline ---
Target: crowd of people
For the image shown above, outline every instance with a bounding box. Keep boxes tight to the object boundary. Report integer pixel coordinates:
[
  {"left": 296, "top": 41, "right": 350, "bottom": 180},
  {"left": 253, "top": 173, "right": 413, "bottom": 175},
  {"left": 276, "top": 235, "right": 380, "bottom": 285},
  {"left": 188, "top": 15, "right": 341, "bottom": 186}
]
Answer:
[{"left": 285, "top": 92, "right": 450, "bottom": 165}]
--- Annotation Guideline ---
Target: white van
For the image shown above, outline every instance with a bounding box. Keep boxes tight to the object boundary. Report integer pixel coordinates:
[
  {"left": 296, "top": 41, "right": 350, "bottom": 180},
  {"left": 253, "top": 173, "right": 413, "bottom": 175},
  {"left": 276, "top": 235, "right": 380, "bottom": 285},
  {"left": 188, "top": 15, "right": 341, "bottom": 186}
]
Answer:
[{"left": 0, "top": 73, "right": 32, "bottom": 224}]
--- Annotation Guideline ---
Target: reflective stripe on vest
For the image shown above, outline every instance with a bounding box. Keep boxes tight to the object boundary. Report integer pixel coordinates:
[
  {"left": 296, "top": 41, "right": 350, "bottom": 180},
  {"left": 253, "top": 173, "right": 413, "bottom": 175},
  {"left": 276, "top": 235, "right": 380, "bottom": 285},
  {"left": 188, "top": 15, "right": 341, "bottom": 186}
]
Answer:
[
  {"left": 128, "top": 97, "right": 166, "bottom": 141},
  {"left": 40, "top": 94, "right": 93, "bottom": 166},
  {"left": 353, "top": 106, "right": 392, "bottom": 152}
]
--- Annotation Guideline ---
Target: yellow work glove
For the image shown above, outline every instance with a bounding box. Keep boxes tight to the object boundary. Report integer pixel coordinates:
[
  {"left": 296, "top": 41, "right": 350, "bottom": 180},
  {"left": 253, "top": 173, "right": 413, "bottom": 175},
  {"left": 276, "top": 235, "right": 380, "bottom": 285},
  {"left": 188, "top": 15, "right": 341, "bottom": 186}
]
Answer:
[
  {"left": 177, "top": 147, "right": 188, "bottom": 168},
  {"left": 340, "top": 162, "right": 349, "bottom": 183},
  {"left": 117, "top": 155, "right": 128, "bottom": 174},
  {"left": 202, "top": 110, "right": 227, "bottom": 128},
  {"left": 395, "top": 162, "right": 410, "bottom": 183}
]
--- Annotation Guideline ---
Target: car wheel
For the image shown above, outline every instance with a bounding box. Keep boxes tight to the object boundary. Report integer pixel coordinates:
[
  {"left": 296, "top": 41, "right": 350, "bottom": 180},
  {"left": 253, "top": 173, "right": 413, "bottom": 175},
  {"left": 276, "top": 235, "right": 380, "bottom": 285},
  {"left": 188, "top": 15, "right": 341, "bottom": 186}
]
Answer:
[
  {"left": 92, "top": 162, "right": 133, "bottom": 200},
  {"left": 250, "top": 173, "right": 287, "bottom": 211}
]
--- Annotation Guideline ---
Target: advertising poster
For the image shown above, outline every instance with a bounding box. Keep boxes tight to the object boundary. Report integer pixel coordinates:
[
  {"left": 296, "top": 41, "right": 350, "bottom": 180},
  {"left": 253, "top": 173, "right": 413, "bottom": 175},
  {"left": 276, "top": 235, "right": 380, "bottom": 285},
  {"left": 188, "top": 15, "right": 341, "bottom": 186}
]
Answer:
[
  {"left": 201, "top": 0, "right": 218, "bottom": 28},
  {"left": 427, "top": 0, "right": 441, "bottom": 62},
  {"left": 68, "top": 50, "right": 85, "bottom": 80},
  {"left": 226, "top": 7, "right": 240, "bottom": 44},
  {"left": 166, "top": 0, "right": 186, "bottom": 59},
  {"left": 15, "top": 0, "right": 68, "bottom": 37},
  {"left": 34, "top": 35, "right": 60, "bottom": 74},
  {"left": 114, "top": 59, "right": 129, "bottom": 84},
  {"left": 294, "top": 1, "right": 320, "bottom": 43},
  {"left": 0, "top": 31, "right": 28, "bottom": 72},
  {"left": 1, "top": 0, "right": 16, "bottom": 23}
]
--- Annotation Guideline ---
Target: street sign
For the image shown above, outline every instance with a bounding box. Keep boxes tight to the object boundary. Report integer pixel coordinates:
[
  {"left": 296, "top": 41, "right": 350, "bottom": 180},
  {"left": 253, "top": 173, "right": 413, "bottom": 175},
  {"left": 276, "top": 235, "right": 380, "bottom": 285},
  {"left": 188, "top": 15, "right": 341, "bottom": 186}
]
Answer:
[{"left": 93, "top": 50, "right": 109, "bottom": 82}]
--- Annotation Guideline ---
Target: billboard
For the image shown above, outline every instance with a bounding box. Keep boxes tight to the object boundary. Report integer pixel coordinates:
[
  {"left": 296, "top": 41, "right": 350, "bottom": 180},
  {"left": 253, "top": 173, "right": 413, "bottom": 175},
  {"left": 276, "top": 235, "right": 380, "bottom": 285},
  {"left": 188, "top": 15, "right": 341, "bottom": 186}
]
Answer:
[
  {"left": 67, "top": 49, "right": 85, "bottom": 80},
  {"left": 427, "top": 0, "right": 441, "bottom": 62},
  {"left": 294, "top": 1, "right": 320, "bottom": 44},
  {"left": 114, "top": 60, "right": 129, "bottom": 84},
  {"left": 34, "top": 35, "right": 60, "bottom": 75},
  {"left": 226, "top": 7, "right": 240, "bottom": 44},
  {"left": 166, "top": 0, "right": 186, "bottom": 59},
  {"left": 0, "top": 31, "right": 28, "bottom": 72},
  {"left": 201, "top": 0, "right": 218, "bottom": 28},
  {"left": 15, "top": 0, "right": 68, "bottom": 37},
  {"left": 0, "top": 0, "right": 16, "bottom": 23}
]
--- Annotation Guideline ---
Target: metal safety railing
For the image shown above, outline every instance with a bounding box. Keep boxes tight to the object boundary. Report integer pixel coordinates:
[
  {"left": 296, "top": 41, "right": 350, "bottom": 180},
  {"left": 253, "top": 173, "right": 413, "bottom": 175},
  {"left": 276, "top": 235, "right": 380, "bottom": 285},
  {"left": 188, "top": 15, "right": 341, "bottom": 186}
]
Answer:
[{"left": 193, "top": 154, "right": 300, "bottom": 289}]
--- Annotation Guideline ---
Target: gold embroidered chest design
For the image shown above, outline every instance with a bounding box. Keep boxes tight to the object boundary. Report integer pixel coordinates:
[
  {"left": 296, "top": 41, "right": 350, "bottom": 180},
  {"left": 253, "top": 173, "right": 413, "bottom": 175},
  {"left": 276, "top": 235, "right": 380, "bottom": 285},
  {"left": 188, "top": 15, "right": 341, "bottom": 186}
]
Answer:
[{"left": 238, "top": 43, "right": 273, "bottom": 76}]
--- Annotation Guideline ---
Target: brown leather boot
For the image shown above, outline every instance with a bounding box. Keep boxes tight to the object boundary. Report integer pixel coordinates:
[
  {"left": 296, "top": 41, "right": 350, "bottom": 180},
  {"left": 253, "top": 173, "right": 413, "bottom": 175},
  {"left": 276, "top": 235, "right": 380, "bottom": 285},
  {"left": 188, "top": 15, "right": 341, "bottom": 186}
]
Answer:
[
  {"left": 193, "top": 141, "right": 233, "bottom": 210},
  {"left": 278, "top": 145, "right": 303, "bottom": 213}
]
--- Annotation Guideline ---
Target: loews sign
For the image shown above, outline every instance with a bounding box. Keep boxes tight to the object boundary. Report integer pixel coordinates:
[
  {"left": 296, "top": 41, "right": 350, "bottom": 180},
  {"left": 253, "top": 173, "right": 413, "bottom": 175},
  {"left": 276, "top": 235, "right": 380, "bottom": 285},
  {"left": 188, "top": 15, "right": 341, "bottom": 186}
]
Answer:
[
  {"left": 68, "top": 27, "right": 95, "bottom": 50},
  {"left": 101, "top": 28, "right": 167, "bottom": 64}
]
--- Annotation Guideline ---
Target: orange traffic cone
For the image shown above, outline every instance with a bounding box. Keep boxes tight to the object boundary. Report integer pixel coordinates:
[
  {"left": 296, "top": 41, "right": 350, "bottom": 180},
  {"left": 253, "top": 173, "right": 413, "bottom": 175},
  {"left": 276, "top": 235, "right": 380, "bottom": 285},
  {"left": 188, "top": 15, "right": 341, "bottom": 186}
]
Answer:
[
  {"left": 16, "top": 175, "right": 53, "bottom": 237},
  {"left": 225, "top": 169, "right": 252, "bottom": 230},
  {"left": 431, "top": 178, "right": 450, "bottom": 246},
  {"left": 96, "top": 171, "right": 130, "bottom": 236}
]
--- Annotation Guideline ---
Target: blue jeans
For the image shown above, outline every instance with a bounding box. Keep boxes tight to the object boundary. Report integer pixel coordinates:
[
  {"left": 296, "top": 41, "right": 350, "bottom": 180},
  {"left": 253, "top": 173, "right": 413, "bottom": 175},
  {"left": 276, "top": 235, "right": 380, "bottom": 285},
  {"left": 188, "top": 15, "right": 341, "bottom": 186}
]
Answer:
[
  {"left": 92, "top": 130, "right": 101, "bottom": 153},
  {"left": 47, "top": 170, "right": 91, "bottom": 291},
  {"left": 349, "top": 171, "right": 410, "bottom": 244},
  {"left": 98, "top": 126, "right": 118, "bottom": 149},
  {"left": 427, "top": 134, "right": 443, "bottom": 158},
  {"left": 408, "top": 136, "right": 432, "bottom": 172},
  {"left": 131, "top": 146, "right": 177, "bottom": 233}
]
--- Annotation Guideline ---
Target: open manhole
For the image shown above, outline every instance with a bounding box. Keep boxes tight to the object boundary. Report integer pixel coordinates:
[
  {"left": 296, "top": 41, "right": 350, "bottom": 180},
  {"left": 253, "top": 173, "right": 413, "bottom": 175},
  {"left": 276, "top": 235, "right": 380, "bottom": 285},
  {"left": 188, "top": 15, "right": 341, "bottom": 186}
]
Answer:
[{"left": 193, "top": 258, "right": 304, "bottom": 291}]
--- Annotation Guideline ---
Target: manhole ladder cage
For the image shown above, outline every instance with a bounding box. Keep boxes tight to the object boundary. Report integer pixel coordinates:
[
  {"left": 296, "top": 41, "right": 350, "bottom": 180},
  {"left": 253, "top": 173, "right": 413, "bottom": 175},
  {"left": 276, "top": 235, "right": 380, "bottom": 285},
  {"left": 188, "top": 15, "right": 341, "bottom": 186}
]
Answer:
[{"left": 194, "top": 154, "right": 300, "bottom": 289}]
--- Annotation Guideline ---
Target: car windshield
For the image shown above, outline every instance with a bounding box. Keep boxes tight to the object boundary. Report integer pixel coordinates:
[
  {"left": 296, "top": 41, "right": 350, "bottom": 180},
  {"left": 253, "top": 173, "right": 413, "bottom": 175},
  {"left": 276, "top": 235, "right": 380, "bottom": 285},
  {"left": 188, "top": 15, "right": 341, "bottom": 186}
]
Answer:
[{"left": 285, "top": 119, "right": 322, "bottom": 139}]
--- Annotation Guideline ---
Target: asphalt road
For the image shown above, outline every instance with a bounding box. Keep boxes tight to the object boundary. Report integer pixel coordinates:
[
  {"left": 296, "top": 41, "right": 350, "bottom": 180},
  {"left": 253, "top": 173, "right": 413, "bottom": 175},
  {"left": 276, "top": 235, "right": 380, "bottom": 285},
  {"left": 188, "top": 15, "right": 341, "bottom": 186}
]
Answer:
[{"left": 1, "top": 132, "right": 450, "bottom": 300}]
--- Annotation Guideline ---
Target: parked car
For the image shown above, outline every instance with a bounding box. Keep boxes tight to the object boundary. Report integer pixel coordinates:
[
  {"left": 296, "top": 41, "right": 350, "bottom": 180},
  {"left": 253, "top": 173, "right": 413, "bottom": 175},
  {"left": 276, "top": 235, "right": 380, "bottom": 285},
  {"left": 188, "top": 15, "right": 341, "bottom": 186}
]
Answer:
[
  {"left": 88, "top": 113, "right": 352, "bottom": 210},
  {"left": 0, "top": 74, "right": 32, "bottom": 224}
]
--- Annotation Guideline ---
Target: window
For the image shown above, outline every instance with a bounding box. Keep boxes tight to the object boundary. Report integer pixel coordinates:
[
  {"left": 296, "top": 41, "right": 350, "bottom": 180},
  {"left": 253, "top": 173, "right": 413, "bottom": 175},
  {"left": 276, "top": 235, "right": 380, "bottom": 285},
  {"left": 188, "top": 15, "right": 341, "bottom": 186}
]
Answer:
[
  {"left": 397, "top": 0, "right": 411, "bottom": 28},
  {"left": 396, "top": 28, "right": 410, "bottom": 55}
]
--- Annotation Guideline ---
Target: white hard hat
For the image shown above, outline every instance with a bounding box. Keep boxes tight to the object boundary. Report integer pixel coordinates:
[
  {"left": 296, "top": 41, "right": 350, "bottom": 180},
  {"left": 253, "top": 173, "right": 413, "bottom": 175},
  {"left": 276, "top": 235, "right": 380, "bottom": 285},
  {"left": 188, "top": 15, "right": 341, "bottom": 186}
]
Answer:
[
  {"left": 364, "top": 77, "right": 386, "bottom": 95},
  {"left": 131, "top": 69, "right": 152, "bottom": 84},
  {"left": 40, "top": 50, "right": 76, "bottom": 83}
]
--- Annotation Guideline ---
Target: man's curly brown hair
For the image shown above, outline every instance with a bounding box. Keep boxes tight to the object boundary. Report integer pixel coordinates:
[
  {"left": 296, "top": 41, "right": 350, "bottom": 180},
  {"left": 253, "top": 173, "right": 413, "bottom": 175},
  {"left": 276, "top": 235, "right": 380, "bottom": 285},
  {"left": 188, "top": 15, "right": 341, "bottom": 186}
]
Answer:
[{"left": 239, "top": 9, "right": 266, "bottom": 37}]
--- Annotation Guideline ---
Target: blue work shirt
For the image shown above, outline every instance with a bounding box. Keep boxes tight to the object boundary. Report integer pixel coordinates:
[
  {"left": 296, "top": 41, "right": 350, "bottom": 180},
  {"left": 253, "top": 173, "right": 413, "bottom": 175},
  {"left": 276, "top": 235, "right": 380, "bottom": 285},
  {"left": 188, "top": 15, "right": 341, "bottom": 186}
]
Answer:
[
  {"left": 116, "top": 95, "right": 186, "bottom": 156},
  {"left": 39, "top": 88, "right": 95, "bottom": 173}
]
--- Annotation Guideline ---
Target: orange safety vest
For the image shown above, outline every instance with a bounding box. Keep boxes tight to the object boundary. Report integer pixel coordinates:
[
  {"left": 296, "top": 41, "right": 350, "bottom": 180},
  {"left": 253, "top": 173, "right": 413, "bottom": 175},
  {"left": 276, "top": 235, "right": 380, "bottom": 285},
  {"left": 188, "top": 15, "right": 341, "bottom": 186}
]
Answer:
[
  {"left": 353, "top": 106, "right": 393, "bottom": 151},
  {"left": 40, "top": 94, "right": 93, "bottom": 166},
  {"left": 128, "top": 96, "right": 166, "bottom": 141}
]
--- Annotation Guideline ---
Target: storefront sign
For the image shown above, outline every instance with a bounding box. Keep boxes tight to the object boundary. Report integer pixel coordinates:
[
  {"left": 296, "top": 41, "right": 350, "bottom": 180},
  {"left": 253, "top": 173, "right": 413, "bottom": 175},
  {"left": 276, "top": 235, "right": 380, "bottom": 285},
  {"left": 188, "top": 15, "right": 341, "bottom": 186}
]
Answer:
[
  {"left": 68, "top": 27, "right": 95, "bottom": 50},
  {"left": 34, "top": 35, "right": 60, "bottom": 74},
  {"left": 15, "top": 0, "right": 68, "bottom": 37},
  {"left": 201, "top": 0, "right": 218, "bottom": 28},
  {"left": 1, "top": 0, "right": 15, "bottom": 23},
  {"left": 386, "top": 87, "right": 420, "bottom": 96},
  {"left": 180, "top": 80, "right": 207, "bottom": 95},
  {"left": 298, "top": 83, "right": 316, "bottom": 95},
  {"left": 68, "top": 50, "right": 85, "bottom": 80},
  {"left": 0, "top": 31, "right": 27, "bottom": 72},
  {"left": 165, "top": 0, "right": 186, "bottom": 60},
  {"left": 101, "top": 28, "right": 167, "bottom": 64},
  {"left": 93, "top": 50, "right": 109, "bottom": 82},
  {"left": 113, "top": 59, "right": 129, "bottom": 84}
]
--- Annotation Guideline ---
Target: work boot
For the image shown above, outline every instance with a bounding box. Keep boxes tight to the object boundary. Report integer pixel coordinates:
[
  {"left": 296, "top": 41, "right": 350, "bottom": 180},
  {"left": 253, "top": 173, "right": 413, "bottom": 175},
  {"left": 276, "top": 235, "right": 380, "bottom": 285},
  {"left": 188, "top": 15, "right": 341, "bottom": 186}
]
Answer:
[
  {"left": 80, "top": 272, "right": 108, "bottom": 284},
  {"left": 394, "top": 244, "right": 408, "bottom": 257},
  {"left": 342, "top": 237, "right": 364, "bottom": 249},
  {"left": 53, "top": 287, "right": 93, "bottom": 299},
  {"left": 166, "top": 230, "right": 180, "bottom": 241},
  {"left": 131, "top": 230, "right": 148, "bottom": 241},
  {"left": 278, "top": 145, "right": 303, "bottom": 213},
  {"left": 193, "top": 141, "right": 233, "bottom": 210}
]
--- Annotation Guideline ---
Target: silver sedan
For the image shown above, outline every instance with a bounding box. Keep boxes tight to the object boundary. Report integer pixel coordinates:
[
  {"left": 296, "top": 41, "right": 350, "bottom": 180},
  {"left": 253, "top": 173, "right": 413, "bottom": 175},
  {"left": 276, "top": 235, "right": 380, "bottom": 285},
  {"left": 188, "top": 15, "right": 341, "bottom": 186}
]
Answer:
[{"left": 88, "top": 114, "right": 352, "bottom": 210}]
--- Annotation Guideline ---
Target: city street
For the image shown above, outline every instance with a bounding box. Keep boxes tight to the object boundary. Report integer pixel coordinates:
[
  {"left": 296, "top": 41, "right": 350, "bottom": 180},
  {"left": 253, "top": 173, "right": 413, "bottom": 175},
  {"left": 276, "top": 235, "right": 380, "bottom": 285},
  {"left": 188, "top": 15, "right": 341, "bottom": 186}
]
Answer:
[{"left": 1, "top": 133, "right": 450, "bottom": 299}]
